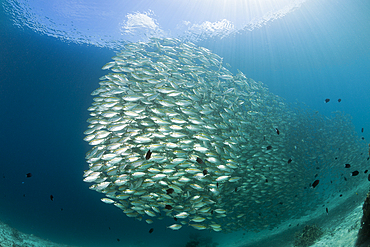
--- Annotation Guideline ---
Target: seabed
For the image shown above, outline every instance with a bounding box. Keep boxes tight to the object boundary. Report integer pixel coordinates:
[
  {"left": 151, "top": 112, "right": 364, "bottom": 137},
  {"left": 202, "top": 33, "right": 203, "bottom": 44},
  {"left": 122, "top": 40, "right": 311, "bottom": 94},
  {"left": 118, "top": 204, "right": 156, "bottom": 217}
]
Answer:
[
  {"left": 0, "top": 220, "right": 77, "bottom": 247},
  {"left": 1, "top": 183, "right": 368, "bottom": 247}
]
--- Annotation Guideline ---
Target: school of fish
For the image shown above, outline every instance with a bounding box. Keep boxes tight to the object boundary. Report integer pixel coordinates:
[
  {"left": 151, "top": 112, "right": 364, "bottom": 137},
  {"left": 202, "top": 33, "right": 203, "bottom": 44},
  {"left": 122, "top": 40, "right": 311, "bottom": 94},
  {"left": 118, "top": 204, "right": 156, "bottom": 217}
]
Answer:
[{"left": 83, "top": 38, "right": 369, "bottom": 232}]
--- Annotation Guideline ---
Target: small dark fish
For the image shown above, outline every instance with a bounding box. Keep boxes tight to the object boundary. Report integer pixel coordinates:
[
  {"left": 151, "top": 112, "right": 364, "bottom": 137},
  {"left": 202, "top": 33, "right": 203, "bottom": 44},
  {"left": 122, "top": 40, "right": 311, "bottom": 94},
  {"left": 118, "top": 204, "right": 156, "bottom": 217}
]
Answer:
[
  {"left": 365, "top": 170, "right": 368, "bottom": 174},
  {"left": 287, "top": 158, "right": 292, "bottom": 164},
  {"left": 145, "top": 150, "right": 152, "bottom": 160},
  {"left": 344, "top": 177, "right": 347, "bottom": 181},
  {"left": 340, "top": 194, "right": 343, "bottom": 197},
  {"left": 361, "top": 128, "right": 364, "bottom": 133},
  {"left": 26, "top": 173, "right": 32, "bottom": 178},
  {"left": 314, "top": 174, "right": 318, "bottom": 178},
  {"left": 196, "top": 157, "right": 203, "bottom": 164},
  {"left": 109, "top": 227, "right": 111, "bottom": 230},
  {"left": 166, "top": 188, "right": 174, "bottom": 195},
  {"left": 23, "top": 194, "right": 25, "bottom": 197},
  {"left": 335, "top": 157, "right": 338, "bottom": 160},
  {"left": 338, "top": 99, "right": 341, "bottom": 102},
  {"left": 344, "top": 164, "right": 351, "bottom": 168},
  {"left": 265, "top": 179, "right": 268, "bottom": 183},
  {"left": 164, "top": 205, "right": 172, "bottom": 210},
  {"left": 174, "top": 217, "right": 177, "bottom": 221},
  {"left": 325, "top": 98, "right": 330, "bottom": 103},
  {"left": 61, "top": 208, "right": 63, "bottom": 211},
  {"left": 351, "top": 171, "right": 359, "bottom": 176},
  {"left": 266, "top": 145, "right": 272, "bottom": 150},
  {"left": 216, "top": 182, "right": 219, "bottom": 188},
  {"left": 202, "top": 169, "right": 208, "bottom": 176},
  {"left": 279, "top": 202, "right": 283, "bottom": 205},
  {"left": 117, "top": 239, "right": 120, "bottom": 242},
  {"left": 368, "top": 174, "right": 370, "bottom": 181},
  {"left": 326, "top": 208, "right": 328, "bottom": 215},
  {"left": 50, "top": 195, "right": 54, "bottom": 201},
  {"left": 235, "top": 187, "right": 238, "bottom": 192},
  {"left": 275, "top": 128, "right": 280, "bottom": 135},
  {"left": 362, "top": 137, "right": 365, "bottom": 140},
  {"left": 312, "top": 180, "right": 319, "bottom": 188},
  {"left": 368, "top": 157, "right": 370, "bottom": 160},
  {"left": 149, "top": 228, "right": 154, "bottom": 234},
  {"left": 211, "top": 210, "right": 214, "bottom": 214}
]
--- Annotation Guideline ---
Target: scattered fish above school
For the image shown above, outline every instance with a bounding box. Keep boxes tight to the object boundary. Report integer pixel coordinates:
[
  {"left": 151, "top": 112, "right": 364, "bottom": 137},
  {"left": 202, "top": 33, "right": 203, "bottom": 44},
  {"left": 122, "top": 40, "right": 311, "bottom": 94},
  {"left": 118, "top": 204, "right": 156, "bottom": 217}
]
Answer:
[{"left": 83, "top": 38, "right": 369, "bottom": 233}]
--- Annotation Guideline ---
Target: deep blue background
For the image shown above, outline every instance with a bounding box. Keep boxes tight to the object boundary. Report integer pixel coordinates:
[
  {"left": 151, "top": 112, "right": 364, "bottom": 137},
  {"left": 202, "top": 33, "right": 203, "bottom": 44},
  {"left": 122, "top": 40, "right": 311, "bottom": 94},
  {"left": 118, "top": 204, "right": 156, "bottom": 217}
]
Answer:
[{"left": 0, "top": 0, "right": 369, "bottom": 246}]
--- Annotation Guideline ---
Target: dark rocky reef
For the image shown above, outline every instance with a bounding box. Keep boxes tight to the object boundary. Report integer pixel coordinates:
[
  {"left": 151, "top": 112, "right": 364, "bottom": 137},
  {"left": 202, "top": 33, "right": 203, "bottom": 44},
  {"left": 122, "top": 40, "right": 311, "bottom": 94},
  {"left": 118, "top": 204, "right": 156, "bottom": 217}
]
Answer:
[{"left": 356, "top": 189, "right": 370, "bottom": 247}]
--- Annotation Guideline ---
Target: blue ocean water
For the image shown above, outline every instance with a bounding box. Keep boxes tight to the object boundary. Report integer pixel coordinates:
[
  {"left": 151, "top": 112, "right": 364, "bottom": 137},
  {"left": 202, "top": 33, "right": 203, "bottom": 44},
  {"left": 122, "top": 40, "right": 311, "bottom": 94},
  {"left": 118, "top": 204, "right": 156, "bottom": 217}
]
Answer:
[{"left": 0, "top": 1, "right": 369, "bottom": 247}]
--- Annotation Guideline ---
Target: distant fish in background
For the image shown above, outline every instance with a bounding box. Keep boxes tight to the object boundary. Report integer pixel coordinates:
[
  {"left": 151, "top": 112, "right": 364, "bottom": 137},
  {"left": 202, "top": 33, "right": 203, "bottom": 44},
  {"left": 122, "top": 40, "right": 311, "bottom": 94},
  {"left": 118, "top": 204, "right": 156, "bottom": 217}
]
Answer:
[
  {"left": 166, "top": 188, "right": 174, "bottom": 195},
  {"left": 312, "top": 180, "right": 320, "bottom": 188},
  {"left": 50, "top": 195, "right": 54, "bottom": 201},
  {"left": 361, "top": 128, "right": 364, "bottom": 133},
  {"left": 25, "top": 173, "right": 32, "bottom": 178},
  {"left": 145, "top": 150, "right": 152, "bottom": 160},
  {"left": 351, "top": 171, "right": 359, "bottom": 176},
  {"left": 325, "top": 99, "right": 330, "bottom": 103},
  {"left": 344, "top": 164, "right": 351, "bottom": 168},
  {"left": 338, "top": 99, "right": 341, "bottom": 102}
]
